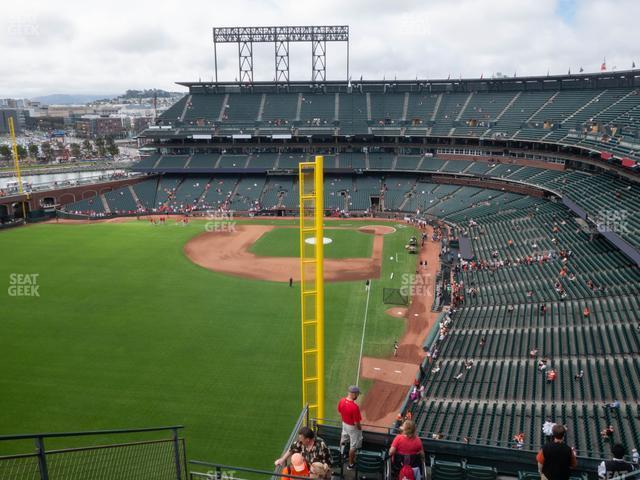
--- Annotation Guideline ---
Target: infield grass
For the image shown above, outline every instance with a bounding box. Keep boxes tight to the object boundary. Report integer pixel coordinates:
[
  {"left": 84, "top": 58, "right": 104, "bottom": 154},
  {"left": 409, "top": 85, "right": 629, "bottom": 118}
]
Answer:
[
  {"left": 0, "top": 219, "right": 417, "bottom": 468},
  {"left": 249, "top": 227, "right": 373, "bottom": 258}
]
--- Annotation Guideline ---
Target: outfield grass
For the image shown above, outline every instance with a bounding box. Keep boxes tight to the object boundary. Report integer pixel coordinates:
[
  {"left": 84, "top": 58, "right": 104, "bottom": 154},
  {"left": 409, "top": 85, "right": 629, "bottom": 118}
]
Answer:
[
  {"left": 249, "top": 227, "right": 373, "bottom": 259},
  {"left": 0, "top": 219, "right": 417, "bottom": 467}
]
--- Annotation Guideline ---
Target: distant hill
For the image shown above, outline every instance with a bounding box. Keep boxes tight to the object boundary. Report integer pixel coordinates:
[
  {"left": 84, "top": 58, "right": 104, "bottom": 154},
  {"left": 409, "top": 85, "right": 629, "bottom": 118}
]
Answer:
[{"left": 32, "top": 94, "right": 117, "bottom": 105}]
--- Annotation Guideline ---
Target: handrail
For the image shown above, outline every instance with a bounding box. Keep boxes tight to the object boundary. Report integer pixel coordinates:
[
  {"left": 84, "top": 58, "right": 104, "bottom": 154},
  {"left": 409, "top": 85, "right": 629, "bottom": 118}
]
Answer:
[
  {"left": 0, "top": 425, "right": 184, "bottom": 441},
  {"left": 190, "top": 460, "right": 311, "bottom": 480},
  {"left": 313, "top": 419, "right": 608, "bottom": 461}
]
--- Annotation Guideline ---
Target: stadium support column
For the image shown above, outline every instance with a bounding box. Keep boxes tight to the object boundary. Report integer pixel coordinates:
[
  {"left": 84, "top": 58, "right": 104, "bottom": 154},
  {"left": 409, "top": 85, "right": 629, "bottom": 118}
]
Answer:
[
  {"left": 275, "top": 40, "right": 289, "bottom": 83},
  {"left": 312, "top": 38, "right": 327, "bottom": 82},
  {"left": 299, "top": 155, "right": 325, "bottom": 421},
  {"left": 238, "top": 40, "right": 254, "bottom": 84}
]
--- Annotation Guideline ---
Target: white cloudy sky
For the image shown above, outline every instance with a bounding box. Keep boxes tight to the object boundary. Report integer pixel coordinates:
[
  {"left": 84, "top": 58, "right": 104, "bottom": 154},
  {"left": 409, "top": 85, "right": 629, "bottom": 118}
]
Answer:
[{"left": 1, "top": 0, "right": 639, "bottom": 97}]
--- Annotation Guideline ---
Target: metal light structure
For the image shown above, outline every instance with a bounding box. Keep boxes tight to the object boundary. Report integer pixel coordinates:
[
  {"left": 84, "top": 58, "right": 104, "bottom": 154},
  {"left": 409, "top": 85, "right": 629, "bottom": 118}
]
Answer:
[
  {"left": 8, "top": 117, "right": 27, "bottom": 220},
  {"left": 213, "top": 26, "right": 349, "bottom": 83},
  {"left": 298, "top": 155, "right": 325, "bottom": 421}
]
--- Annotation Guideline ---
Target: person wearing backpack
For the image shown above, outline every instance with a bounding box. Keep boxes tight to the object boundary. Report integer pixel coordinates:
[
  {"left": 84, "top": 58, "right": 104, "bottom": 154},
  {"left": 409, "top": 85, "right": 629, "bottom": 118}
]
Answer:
[{"left": 389, "top": 420, "right": 425, "bottom": 480}]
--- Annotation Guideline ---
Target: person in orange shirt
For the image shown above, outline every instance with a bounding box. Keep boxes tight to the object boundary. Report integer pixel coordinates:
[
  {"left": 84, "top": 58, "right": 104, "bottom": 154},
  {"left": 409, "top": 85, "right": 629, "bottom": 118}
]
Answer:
[{"left": 282, "top": 453, "right": 310, "bottom": 477}]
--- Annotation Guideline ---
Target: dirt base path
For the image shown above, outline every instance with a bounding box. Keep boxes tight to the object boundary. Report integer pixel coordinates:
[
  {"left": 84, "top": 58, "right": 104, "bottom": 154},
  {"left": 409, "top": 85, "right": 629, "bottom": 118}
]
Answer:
[
  {"left": 359, "top": 226, "right": 442, "bottom": 429},
  {"left": 184, "top": 224, "right": 392, "bottom": 282}
]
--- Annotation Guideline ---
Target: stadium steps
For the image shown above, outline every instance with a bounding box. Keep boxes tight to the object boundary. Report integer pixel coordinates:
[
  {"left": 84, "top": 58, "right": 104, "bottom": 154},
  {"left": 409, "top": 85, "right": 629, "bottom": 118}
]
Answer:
[
  {"left": 415, "top": 155, "right": 426, "bottom": 170},
  {"left": 431, "top": 93, "right": 443, "bottom": 121},
  {"left": 128, "top": 185, "right": 142, "bottom": 210},
  {"left": 402, "top": 92, "right": 410, "bottom": 121},
  {"left": 152, "top": 155, "right": 163, "bottom": 168},
  {"left": 561, "top": 89, "right": 609, "bottom": 125},
  {"left": 391, "top": 155, "right": 399, "bottom": 170},
  {"left": 334, "top": 92, "right": 339, "bottom": 121},
  {"left": 455, "top": 92, "right": 474, "bottom": 121},
  {"left": 183, "top": 154, "right": 194, "bottom": 169},
  {"left": 295, "top": 93, "right": 302, "bottom": 121},
  {"left": 526, "top": 91, "right": 560, "bottom": 122},
  {"left": 364, "top": 152, "right": 370, "bottom": 169},
  {"left": 366, "top": 93, "right": 372, "bottom": 121},
  {"left": 495, "top": 92, "right": 522, "bottom": 121},
  {"left": 217, "top": 94, "right": 229, "bottom": 121},
  {"left": 179, "top": 95, "right": 192, "bottom": 123},
  {"left": 213, "top": 154, "right": 223, "bottom": 169},
  {"left": 256, "top": 94, "right": 266, "bottom": 121},
  {"left": 592, "top": 88, "right": 640, "bottom": 123},
  {"left": 99, "top": 194, "right": 111, "bottom": 214}
]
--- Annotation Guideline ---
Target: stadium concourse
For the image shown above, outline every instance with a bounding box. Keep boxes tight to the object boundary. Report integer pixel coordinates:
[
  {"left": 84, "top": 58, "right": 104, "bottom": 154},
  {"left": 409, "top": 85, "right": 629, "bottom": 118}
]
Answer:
[{"left": 58, "top": 72, "right": 640, "bottom": 464}]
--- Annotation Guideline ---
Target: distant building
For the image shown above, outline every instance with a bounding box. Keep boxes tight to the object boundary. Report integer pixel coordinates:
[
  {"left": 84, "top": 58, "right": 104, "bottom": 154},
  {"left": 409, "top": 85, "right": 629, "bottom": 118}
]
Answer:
[
  {"left": 74, "top": 116, "right": 127, "bottom": 138},
  {"left": 0, "top": 109, "right": 28, "bottom": 134}
]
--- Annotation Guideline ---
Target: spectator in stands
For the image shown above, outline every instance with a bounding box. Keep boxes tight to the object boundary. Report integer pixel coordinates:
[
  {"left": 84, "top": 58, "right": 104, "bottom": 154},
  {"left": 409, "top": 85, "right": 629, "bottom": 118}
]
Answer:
[
  {"left": 543, "top": 419, "right": 556, "bottom": 443},
  {"left": 389, "top": 420, "right": 425, "bottom": 480},
  {"left": 338, "top": 385, "right": 363, "bottom": 470},
  {"left": 598, "top": 444, "right": 636, "bottom": 479},
  {"left": 601, "top": 425, "right": 615, "bottom": 442},
  {"left": 309, "top": 462, "right": 331, "bottom": 479},
  {"left": 275, "top": 426, "right": 332, "bottom": 471},
  {"left": 536, "top": 424, "right": 577, "bottom": 480},
  {"left": 547, "top": 369, "right": 557, "bottom": 383},
  {"left": 514, "top": 432, "right": 525, "bottom": 450},
  {"left": 538, "top": 358, "right": 548, "bottom": 371},
  {"left": 605, "top": 401, "right": 621, "bottom": 411},
  {"left": 574, "top": 370, "right": 584, "bottom": 380},
  {"left": 632, "top": 448, "right": 639, "bottom": 465},
  {"left": 281, "top": 453, "right": 310, "bottom": 477},
  {"left": 530, "top": 347, "right": 539, "bottom": 358}
]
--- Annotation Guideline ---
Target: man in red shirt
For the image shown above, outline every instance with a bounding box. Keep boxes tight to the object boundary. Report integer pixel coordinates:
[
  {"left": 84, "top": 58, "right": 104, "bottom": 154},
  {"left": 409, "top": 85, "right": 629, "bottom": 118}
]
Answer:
[{"left": 337, "top": 385, "right": 363, "bottom": 469}]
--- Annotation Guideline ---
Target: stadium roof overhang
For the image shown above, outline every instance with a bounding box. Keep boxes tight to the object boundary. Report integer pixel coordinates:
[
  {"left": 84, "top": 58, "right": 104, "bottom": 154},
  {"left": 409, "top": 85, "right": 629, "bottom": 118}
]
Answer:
[{"left": 177, "top": 69, "right": 640, "bottom": 93}]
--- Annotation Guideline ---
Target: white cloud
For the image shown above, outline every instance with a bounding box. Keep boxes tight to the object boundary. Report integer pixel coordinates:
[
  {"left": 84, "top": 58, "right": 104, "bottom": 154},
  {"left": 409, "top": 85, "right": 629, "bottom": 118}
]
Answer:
[{"left": 0, "top": 0, "right": 638, "bottom": 97}]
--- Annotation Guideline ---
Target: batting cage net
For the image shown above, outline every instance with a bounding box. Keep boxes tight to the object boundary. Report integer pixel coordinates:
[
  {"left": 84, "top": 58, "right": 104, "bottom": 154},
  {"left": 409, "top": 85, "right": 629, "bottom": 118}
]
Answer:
[{"left": 383, "top": 288, "right": 409, "bottom": 306}]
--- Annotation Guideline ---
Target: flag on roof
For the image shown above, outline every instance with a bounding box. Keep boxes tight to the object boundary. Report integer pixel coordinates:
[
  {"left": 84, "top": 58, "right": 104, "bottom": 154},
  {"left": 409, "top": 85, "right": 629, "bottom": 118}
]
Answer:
[
  {"left": 633, "top": 61, "right": 637, "bottom": 69},
  {"left": 579, "top": 67, "right": 584, "bottom": 73},
  {"left": 601, "top": 58, "right": 606, "bottom": 71}
]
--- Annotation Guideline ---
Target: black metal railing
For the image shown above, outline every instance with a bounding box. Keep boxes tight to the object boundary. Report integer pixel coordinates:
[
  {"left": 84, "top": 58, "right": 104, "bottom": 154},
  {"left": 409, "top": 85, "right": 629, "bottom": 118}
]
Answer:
[
  {"left": 190, "top": 461, "right": 313, "bottom": 480},
  {"left": 0, "top": 425, "right": 186, "bottom": 480}
]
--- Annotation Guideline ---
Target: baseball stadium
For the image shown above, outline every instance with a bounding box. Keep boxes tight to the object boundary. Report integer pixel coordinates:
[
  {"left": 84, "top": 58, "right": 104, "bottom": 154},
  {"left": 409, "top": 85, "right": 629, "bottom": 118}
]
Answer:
[{"left": 2, "top": 22, "right": 640, "bottom": 480}]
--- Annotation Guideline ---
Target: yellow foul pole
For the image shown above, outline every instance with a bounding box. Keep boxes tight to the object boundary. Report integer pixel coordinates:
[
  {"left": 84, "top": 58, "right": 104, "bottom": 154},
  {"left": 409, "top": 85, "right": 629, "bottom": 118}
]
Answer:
[
  {"left": 299, "top": 155, "right": 325, "bottom": 421},
  {"left": 8, "top": 117, "right": 27, "bottom": 220}
]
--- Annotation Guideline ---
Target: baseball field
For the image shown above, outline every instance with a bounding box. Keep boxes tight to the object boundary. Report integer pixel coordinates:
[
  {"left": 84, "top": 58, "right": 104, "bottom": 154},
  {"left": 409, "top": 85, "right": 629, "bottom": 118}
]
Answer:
[{"left": 0, "top": 217, "right": 420, "bottom": 468}]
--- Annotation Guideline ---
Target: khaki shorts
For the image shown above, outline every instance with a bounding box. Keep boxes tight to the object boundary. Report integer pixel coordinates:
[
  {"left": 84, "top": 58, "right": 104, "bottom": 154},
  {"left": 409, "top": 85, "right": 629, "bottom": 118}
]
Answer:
[{"left": 341, "top": 422, "right": 363, "bottom": 449}]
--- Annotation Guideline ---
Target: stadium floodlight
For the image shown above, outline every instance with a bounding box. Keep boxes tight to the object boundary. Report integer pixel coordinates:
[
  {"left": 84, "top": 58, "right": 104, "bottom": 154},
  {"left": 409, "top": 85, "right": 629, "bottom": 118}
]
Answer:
[{"left": 213, "top": 25, "right": 349, "bottom": 84}]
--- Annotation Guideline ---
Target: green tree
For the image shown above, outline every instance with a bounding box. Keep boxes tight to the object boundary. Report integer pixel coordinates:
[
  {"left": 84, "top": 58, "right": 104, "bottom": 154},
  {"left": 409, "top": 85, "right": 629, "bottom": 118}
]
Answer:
[
  {"left": 0, "top": 144, "right": 11, "bottom": 159},
  {"left": 82, "top": 139, "right": 93, "bottom": 157},
  {"left": 41, "top": 142, "right": 54, "bottom": 161},
  {"left": 95, "top": 137, "right": 107, "bottom": 157},
  {"left": 105, "top": 136, "right": 119, "bottom": 156},
  {"left": 70, "top": 143, "right": 81, "bottom": 158},
  {"left": 16, "top": 145, "right": 27, "bottom": 159},
  {"left": 28, "top": 143, "right": 39, "bottom": 159}
]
